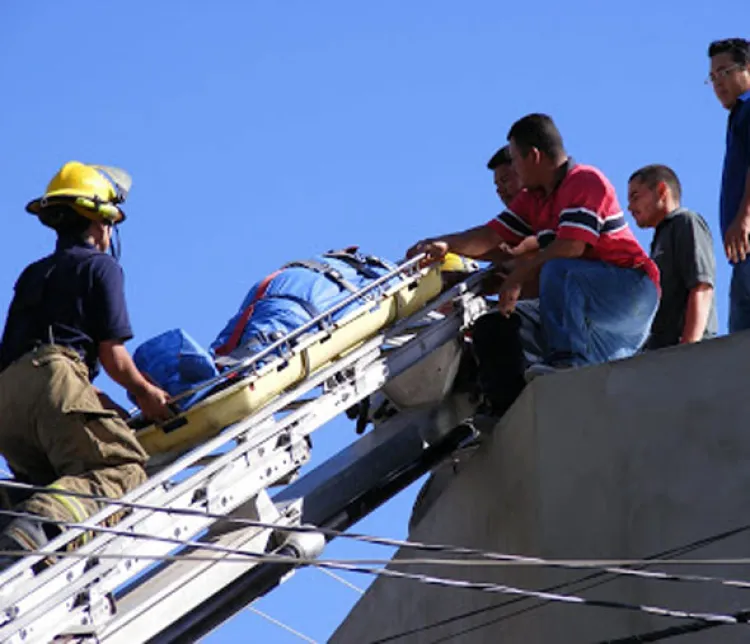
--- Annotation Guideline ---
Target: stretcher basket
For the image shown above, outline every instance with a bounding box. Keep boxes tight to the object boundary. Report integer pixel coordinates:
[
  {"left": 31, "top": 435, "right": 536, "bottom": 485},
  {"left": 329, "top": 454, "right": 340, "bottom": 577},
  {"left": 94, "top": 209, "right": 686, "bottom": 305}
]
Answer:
[{"left": 132, "top": 258, "right": 444, "bottom": 459}]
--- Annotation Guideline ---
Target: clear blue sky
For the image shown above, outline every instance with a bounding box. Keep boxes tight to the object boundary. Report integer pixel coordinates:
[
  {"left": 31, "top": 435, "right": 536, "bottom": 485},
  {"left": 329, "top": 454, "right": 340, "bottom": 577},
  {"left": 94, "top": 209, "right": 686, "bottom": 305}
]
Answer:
[{"left": 0, "top": 2, "right": 746, "bottom": 641}]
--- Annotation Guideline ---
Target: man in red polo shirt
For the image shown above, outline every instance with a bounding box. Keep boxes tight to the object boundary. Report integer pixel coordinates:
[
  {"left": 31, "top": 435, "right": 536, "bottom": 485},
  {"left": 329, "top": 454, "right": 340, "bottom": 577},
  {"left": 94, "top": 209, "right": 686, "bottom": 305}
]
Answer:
[{"left": 408, "top": 113, "right": 660, "bottom": 384}]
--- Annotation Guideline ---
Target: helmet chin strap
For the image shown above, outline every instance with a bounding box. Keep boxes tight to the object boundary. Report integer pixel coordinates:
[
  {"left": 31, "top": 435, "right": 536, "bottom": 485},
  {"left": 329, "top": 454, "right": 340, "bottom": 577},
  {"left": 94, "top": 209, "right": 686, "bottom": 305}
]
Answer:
[{"left": 110, "top": 224, "right": 122, "bottom": 262}]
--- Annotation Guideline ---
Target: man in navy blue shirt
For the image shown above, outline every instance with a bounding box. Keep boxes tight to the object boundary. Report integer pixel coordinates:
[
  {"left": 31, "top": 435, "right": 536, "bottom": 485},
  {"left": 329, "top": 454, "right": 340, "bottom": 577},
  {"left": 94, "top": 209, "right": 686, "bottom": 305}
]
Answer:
[
  {"left": 0, "top": 161, "right": 170, "bottom": 566},
  {"left": 708, "top": 38, "right": 750, "bottom": 331}
]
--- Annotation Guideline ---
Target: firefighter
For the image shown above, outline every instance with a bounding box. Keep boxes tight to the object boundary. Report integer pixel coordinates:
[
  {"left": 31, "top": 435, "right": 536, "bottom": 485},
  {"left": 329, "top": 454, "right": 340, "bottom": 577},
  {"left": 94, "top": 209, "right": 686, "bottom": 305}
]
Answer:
[{"left": 0, "top": 161, "right": 171, "bottom": 565}]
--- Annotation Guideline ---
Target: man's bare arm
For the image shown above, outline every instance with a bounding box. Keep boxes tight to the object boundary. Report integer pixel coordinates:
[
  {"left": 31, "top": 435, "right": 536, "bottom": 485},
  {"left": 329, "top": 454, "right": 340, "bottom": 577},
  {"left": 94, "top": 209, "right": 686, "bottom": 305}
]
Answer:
[
  {"left": 724, "top": 169, "right": 750, "bottom": 263},
  {"left": 98, "top": 340, "right": 171, "bottom": 421},
  {"left": 406, "top": 224, "right": 505, "bottom": 262},
  {"left": 681, "top": 283, "right": 714, "bottom": 344}
]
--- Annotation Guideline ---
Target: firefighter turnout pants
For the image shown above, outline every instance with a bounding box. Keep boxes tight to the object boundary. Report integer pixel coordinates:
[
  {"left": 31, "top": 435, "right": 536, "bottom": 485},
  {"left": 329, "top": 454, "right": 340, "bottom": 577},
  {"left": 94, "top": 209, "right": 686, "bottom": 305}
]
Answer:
[{"left": 0, "top": 345, "right": 148, "bottom": 548}]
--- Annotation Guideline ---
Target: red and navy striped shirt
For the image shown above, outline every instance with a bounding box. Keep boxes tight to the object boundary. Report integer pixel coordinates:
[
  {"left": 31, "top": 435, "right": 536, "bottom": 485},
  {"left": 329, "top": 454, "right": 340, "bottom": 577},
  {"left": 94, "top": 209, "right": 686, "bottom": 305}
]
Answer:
[{"left": 486, "top": 162, "right": 660, "bottom": 288}]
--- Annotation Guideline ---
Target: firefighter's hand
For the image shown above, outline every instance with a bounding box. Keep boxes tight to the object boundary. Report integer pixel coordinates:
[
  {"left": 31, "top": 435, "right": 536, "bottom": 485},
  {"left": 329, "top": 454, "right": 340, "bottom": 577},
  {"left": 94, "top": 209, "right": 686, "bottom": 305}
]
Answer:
[
  {"left": 135, "top": 383, "right": 172, "bottom": 422},
  {"left": 406, "top": 240, "right": 448, "bottom": 265},
  {"left": 724, "top": 213, "right": 750, "bottom": 264}
]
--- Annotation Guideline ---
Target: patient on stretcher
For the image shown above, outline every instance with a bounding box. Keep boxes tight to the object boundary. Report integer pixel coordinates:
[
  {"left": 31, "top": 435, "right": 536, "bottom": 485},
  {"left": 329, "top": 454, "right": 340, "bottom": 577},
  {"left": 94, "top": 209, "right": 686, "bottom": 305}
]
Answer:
[{"left": 128, "top": 248, "right": 478, "bottom": 456}]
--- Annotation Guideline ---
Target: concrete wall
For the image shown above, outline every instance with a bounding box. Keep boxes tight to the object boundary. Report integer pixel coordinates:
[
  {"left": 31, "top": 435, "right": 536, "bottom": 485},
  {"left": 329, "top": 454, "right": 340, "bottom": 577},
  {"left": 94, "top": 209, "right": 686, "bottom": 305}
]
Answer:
[{"left": 330, "top": 332, "right": 750, "bottom": 643}]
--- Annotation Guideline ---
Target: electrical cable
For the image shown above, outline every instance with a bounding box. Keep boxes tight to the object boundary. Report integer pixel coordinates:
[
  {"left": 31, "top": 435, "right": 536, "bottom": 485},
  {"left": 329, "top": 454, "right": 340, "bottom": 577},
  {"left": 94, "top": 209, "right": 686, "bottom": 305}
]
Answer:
[
  {"left": 1, "top": 510, "right": 750, "bottom": 633},
  {"left": 592, "top": 607, "right": 750, "bottom": 643},
  {"left": 368, "top": 524, "right": 750, "bottom": 643},
  {"left": 5, "top": 481, "right": 750, "bottom": 577},
  {"left": 247, "top": 606, "right": 319, "bottom": 644},
  {"left": 318, "top": 567, "right": 366, "bottom": 594}
]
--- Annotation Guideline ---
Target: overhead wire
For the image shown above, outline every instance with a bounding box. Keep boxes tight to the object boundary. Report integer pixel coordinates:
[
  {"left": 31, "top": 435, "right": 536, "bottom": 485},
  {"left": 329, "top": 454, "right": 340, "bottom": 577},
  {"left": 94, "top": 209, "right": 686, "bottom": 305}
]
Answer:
[
  {"left": 5, "top": 483, "right": 750, "bottom": 595},
  {"left": 5, "top": 481, "right": 750, "bottom": 639},
  {"left": 5, "top": 480, "right": 750, "bottom": 576},
  {"left": 593, "top": 607, "right": 750, "bottom": 643},
  {"left": 247, "top": 606, "right": 319, "bottom": 644},
  {"left": 318, "top": 567, "right": 366, "bottom": 594},
  {"left": 2, "top": 509, "right": 750, "bottom": 634},
  {"left": 367, "top": 524, "right": 750, "bottom": 643}
]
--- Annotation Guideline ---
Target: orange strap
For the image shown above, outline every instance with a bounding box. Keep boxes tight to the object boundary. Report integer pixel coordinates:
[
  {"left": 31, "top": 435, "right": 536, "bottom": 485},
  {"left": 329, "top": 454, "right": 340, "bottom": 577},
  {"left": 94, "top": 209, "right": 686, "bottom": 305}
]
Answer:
[{"left": 213, "top": 270, "right": 283, "bottom": 357}]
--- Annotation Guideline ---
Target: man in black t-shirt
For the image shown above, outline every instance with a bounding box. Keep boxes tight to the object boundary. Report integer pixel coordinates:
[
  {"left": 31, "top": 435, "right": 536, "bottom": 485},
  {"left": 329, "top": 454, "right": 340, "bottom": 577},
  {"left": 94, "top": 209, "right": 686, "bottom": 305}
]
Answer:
[
  {"left": 0, "top": 162, "right": 170, "bottom": 565},
  {"left": 628, "top": 164, "right": 718, "bottom": 350}
]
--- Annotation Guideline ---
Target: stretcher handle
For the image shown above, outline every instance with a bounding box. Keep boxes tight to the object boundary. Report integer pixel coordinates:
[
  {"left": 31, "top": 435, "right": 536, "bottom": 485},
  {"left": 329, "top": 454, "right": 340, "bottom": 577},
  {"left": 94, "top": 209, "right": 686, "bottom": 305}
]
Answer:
[{"left": 128, "top": 253, "right": 431, "bottom": 423}]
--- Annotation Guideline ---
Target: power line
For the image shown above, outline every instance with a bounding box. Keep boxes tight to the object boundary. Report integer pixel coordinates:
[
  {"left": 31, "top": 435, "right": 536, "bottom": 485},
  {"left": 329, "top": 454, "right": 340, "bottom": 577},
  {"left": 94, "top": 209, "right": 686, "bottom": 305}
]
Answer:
[
  {"left": 5, "top": 484, "right": 750, "bottom": 639},
  {"left": 248, "top": 606, "right": 319, "bottom": 643},
  {"left": 318, "top": 567, "right": 366, "bottom": 594},
  {"left": 368, "top": 524, "right": 750, "bottom": 643},
  {"left": 1, "top": 508, "right": 749, "bottom": 635},
  {"left": 594, "top": 607, "right": 750, "bottom": 643},
  {"left": 5, "top": 481, "right": 750, "bottom": 575}
]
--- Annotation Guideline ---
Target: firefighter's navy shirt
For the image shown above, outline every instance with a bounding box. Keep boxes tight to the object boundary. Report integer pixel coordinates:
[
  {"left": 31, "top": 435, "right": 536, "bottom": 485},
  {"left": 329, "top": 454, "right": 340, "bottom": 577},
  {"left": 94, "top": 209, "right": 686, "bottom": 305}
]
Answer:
[{"left": 0, "top": 235, "right": 133, "bottom": 379}]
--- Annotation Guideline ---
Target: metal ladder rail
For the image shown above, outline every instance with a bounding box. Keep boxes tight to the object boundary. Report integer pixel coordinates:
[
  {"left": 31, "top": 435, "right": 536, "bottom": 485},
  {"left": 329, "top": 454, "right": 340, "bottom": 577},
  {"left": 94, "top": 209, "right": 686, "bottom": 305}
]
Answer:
[
  {"left": 89, "top": 287, "right": 487, "bottom": 643},
  {"left": 0, "top": 270, "right": 485, "bottom": 622},
  {"left": 99, "top": 397, "right": 480, "bottom": 644},
  {"left": 0, "top": 272, "right": 489, "bottom": 644},
  {"left": 0, "top": 332, "right": 390, "bottom": 644},
  {"left": 80, "top": 285, "right": 486, "bottom": 644},
  {"left": 0, "top": 259, "right": 476, "bottom": 593}
]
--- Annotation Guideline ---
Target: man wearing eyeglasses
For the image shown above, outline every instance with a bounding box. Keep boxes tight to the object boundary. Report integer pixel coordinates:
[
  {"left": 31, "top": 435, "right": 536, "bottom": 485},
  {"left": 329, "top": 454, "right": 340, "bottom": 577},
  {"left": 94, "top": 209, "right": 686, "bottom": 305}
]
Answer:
[{"left": 708, "top": 38, "right": 750, "bottom": 331}]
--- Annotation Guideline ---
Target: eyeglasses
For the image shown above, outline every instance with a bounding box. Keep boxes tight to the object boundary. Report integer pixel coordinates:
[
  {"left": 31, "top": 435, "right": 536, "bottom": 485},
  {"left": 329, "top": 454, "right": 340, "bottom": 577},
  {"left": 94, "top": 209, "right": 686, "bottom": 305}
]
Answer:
[{"left": 705, "top": 64, "right": 743, "bottom": 85}]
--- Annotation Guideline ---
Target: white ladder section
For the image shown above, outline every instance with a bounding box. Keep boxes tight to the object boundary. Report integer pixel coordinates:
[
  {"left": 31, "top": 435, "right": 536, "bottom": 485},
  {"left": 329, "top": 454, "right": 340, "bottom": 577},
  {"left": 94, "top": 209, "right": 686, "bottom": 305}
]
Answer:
[{"left": 0, "top": 261, "right": 489, "bottom": 644}]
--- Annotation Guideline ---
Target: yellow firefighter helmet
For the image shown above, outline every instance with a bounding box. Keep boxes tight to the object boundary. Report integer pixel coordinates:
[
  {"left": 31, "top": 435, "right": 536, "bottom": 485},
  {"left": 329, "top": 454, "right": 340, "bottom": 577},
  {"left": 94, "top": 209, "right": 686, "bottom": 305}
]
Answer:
[{"left": 25, "top": 161, "right": 132, "bottom": 224}]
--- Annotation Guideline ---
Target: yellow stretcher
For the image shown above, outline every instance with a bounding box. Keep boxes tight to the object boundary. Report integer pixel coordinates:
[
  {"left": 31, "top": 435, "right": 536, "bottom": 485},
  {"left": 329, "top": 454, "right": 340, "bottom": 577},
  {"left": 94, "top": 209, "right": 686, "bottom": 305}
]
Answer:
[{"left": 134, "top": 262, "right": 444, "bottom": 459}]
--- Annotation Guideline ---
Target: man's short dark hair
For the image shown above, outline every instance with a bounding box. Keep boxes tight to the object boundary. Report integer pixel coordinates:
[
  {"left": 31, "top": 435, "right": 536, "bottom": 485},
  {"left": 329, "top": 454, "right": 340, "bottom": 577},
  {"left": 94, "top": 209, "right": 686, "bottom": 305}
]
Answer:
[
  {"left": 38, "top": 205, "right": 92, "bottom": 236},
  {"left": 629, "top": 164, "right": 682, "bottom": 202},
  {"left": 486, "top": 145, "right": 512, "bottom": 170},
  {"left": 708, "top": 38, "right": 750, "bottom": 66},
  {"left": 507, "top": 113, "right": 565, "bottom": 159}
]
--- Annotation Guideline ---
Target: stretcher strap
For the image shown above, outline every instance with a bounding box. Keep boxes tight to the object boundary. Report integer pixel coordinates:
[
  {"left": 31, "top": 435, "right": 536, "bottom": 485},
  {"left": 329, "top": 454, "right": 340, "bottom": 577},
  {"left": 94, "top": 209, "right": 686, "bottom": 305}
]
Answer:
[
  {"left": 213, "top": 270, "right": 283, "bottom": 357},
  {"left": 283, "top": 259, "right": 358, "bottom": 293},
  {"left": 324, "top": 251, "right": 394, "bottom": 279}
]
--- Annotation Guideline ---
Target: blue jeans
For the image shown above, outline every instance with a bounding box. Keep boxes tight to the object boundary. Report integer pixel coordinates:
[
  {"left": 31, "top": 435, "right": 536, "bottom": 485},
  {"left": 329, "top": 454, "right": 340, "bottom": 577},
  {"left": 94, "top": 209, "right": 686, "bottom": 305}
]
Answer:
[
  {"left": 729, "top": 259, "right": 750, "bottom": 333},
  {"left": 537, "top": 259, "right": 659, "bottom": 367}
]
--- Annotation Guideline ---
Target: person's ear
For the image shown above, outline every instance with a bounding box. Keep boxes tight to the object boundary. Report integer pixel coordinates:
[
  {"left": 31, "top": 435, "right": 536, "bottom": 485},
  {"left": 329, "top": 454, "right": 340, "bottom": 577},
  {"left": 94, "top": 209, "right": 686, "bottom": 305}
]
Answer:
[{"left": 657, "top": 181, "right": 670, "bottom": 206}]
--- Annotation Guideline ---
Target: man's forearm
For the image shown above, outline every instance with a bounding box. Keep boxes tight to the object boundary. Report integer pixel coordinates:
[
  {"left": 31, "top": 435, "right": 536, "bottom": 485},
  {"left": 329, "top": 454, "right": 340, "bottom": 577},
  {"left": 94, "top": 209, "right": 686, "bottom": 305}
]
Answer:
[
  {"left": 511, "top": 238, "right": 586, "bottom": 282},
  {"left": 740, "top": 169, "right": 750, "bottom": 220},
  {"left": 681, "top": 284, "right": 714, "bottom": 344},
  {"left": 99, "top": 341, "right": 154, "bottom": 397},
  {"left": 440, "top": 225, "right": 504, "bottom": 259}
]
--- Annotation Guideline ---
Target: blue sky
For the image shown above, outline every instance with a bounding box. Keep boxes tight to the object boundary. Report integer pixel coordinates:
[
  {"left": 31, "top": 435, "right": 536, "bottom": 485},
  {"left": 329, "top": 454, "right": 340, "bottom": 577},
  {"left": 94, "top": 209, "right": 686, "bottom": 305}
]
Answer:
[{"left": 0, "top": 2, "right": 746, "bottom": 641}]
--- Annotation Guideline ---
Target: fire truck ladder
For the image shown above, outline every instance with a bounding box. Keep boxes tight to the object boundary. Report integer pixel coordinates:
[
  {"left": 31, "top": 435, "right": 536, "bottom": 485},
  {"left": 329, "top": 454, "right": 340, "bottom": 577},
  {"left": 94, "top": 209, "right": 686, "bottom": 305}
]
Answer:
[{"left": 0, "top": 258, "right": 489, "bottom": 644}]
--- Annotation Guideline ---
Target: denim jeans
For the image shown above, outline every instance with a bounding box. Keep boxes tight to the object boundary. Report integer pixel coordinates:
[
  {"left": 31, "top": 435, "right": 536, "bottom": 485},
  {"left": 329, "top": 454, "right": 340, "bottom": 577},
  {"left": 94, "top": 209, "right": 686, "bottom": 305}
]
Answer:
[
  {"left": 729, "top": 259, "right": 750, "bottom": 333},
  {"left": 537, "top": 259, "right": 659, "bottom": 367}
]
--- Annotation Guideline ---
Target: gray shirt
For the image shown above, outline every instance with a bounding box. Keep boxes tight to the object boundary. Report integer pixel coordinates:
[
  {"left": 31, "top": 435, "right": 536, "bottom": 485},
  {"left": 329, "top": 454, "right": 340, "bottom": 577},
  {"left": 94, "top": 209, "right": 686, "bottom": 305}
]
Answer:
[{"left": 645, "top": 208, "right": 718, "bottom": 350}]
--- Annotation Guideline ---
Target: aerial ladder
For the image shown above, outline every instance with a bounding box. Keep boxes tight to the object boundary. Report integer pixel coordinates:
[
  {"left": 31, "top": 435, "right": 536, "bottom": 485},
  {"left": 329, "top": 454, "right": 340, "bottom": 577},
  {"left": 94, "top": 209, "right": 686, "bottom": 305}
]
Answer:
[{"left": 0, "top": 257, "right": 490, "bottom": 643}]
